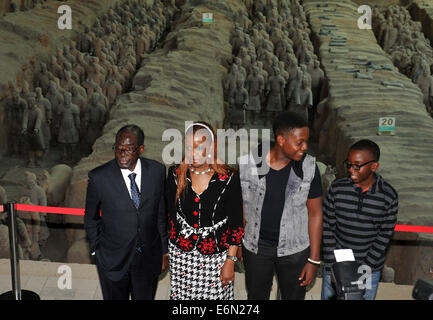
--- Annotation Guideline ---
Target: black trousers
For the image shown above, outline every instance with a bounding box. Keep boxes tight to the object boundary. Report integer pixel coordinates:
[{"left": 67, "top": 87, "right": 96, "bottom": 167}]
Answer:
[
  {"left": 96, "top": 249, "right": 158, "bottom": 300},
  {"left": 243, "top": 240, "right": 310, "bottom": 300}
]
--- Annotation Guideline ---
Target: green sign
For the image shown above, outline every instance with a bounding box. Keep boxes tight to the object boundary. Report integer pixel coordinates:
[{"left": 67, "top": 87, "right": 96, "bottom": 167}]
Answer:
[
  {"left": 202, "top": 13, "right": 213, "bottom": 24},
  {"left": 378, "top": 117, "right": 395, "bottom": 135}
]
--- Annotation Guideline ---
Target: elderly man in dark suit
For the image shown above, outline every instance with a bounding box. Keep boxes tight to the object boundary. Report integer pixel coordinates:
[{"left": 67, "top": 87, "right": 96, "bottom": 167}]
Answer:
[{"left": 84, "top": 124, "right": 168, "bottom": 300}]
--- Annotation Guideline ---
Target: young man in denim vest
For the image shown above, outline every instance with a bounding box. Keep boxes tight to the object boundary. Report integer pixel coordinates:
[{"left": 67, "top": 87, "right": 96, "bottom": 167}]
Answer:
[{"left": 238, "top": 111, "right": 323, "bottom": 300}]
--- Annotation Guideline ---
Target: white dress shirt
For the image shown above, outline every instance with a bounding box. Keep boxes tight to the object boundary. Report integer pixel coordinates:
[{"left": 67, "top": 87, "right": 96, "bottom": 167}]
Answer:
[{"left": 120, "top": 158, "right": 142, "bottom": 197}]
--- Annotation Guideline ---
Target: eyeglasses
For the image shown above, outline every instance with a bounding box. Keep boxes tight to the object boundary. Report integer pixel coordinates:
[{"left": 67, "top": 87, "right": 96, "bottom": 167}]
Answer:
[
  {"left": 112, "top": 144, "right": 140, "bottom": 155},
  {"left": 343, "top": 160, "right": 376, "bottom": 171}
]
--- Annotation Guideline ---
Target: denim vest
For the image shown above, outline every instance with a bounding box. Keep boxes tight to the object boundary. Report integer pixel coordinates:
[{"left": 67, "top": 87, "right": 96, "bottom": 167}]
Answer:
[{"left": 239, "top": 148, "right": 316, "bottom": 257}]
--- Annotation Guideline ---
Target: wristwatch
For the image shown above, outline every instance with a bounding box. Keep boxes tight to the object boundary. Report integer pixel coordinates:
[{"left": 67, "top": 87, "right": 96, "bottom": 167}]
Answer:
[{"left": 226, "top": 255, "right": 238, "bottom": 262}]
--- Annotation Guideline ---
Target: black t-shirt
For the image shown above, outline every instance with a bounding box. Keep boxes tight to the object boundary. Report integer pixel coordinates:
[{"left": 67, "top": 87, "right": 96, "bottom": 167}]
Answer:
[{"left": 259, "top": 162, "right": 322, "bottom": 245}]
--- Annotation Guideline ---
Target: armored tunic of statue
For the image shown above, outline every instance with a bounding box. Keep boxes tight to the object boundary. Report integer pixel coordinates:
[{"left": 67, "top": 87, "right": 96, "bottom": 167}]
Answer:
[
  {"left": 58, "top": 100, "right": 80, "bottom": 144},
  {"left": 266, "top": 70, "right": 285, "bottom": 112},
  {"left": 22, "top": 101, "right": 45, "bottom": 152},
  {"left": 246, "top": 68, "right": 264, "bottom": 112}
]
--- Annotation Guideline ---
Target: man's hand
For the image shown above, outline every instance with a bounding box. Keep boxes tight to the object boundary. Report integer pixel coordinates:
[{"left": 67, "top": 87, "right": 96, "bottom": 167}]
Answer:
[
  {"left": 299, "top": 262, "right": 319, "bottom": 287},
  {"left": 161, "top": 254, "right": 169, "bottom": 273}
]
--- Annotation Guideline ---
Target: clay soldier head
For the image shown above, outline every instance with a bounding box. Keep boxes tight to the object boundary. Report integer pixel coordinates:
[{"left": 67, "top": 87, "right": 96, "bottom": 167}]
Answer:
[
  {"left": 40, "top": 62, "right": 48, "bottom": 74},
  {"left": 71, "top": 84, "right": 79, "bottom": 97},
  {"left": 296, "top": 68, "right": 303, "bottom": 80},
  {"left": 28, "top": 94, "right": 37, "bottom": 109},
  {"left": 50, "top": 56, "right": 58, "bottom": 67},
  {"left": 92, "top": 92, "right": 100, "bottom": 105},
  {"left": 230, "top": 64, "right": 238, "bottom": 76},
  {"left": 236, "top": 78, "right": 244, "bottom": 88},
  {"left": 279, "top": 61, "right": 286, "bottom": 71},
  {"left": 35, "top": 87, "right": 43, "bottom": 99},
  {"left": 64, "top": 71, "right": 71, "bottom": 81},
  {"left": 12, "top": 90, "right": 20, "bottom": 104},
  {"left": 257, "top": 61, "right": 264, "bottom": 70},
  {"left": 64, "top": 45, "right": 71, "bottom": 56},
  {"left": 422, "top": 61, "right": 430, "bottom": 77},
  {"left": 22, "top": 80, "right": 30, "bottom": 96},
  {"left": 64, "top": 92, "right": 72, "bottom": 105},
  {"left": 25, "top": 171, "right": 38, "bottom": 189},
  {"left": 49, "top": 80, "right": 57, "bottom": 92},
  {"left": 249, "top": 48, "right": 257, "bottom": 62},
  {"left": 300, "top": 64, "right": 308, "bottom": 74},
  {"left": 272, "top": 55, "right": 279, "bottom": 67},
  {"left": 253, "top": 66, "right": 259, "bottom": 76},
  {"left": 289, "top": 54, "right": 298, "bottom": 66},
  {"left": 305, "top": 52, "right": 312, "bottom": 65}
]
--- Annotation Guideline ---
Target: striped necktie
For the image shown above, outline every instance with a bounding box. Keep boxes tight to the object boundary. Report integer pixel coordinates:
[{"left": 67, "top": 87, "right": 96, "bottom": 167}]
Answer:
[{"left": 128, "top": 173, "right": 140, "bottom": 208}]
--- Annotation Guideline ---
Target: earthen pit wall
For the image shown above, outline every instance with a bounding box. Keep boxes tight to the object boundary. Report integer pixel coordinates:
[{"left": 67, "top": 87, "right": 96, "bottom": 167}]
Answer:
[{"left": 304, "top": 0, "right": 433, "bottom": 284}]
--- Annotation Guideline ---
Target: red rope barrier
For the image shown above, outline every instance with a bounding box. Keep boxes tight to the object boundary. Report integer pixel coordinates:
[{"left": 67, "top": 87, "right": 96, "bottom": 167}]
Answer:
[
  {"left": 2, "top": 203, "right": 432, "bottom": 233},
  {"left": 15, "top": 203, "right": 84, "bottom": 216},
  {"left": 394, "top": 224, "right": 433, "bottom": 234}
]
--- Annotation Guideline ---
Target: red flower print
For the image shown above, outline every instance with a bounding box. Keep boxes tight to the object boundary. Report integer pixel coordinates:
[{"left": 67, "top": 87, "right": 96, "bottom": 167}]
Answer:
[
  {"left": 177, "top": 235, "right": 193, "bottom": 251},
  {"left": 230, "top": 227, "right": 245, "bottom": 245},
  {"left": 219, "top": 230, "right": 230, "bottom": 248},
  {"left": 175, "top": 168, "right": 180, "bottom": 175},
  {"left": 197, "top": 237, "right": 217, "bottom": 255},
  {"left": 169, "top": 220, "right": 176, "bottom": 240},
  {"left": 218, "top": 173, "right": 229, "bottom": 181}
]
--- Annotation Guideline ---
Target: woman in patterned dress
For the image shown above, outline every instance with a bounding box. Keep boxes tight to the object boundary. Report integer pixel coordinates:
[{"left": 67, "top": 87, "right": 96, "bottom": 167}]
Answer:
[{"left": 166, "top": 121, "right": 245, "bottom": 300}]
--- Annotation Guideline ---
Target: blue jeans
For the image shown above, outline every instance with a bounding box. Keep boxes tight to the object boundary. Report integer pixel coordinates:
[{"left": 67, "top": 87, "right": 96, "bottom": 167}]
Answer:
[{"left": 321, "top": 267, "right": 381, "bottom": 300}]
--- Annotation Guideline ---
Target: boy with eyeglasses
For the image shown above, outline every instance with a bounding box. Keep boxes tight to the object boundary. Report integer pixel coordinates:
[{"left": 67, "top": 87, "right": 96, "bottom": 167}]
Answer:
[{"left": 321, "top": 139, "right": 398, "bottom": 300}]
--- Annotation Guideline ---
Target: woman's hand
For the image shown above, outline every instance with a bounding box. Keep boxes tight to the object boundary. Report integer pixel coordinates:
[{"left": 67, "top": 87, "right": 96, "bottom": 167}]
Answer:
[{"left": 220, "top": 259, "right": 235, "bottom": 286}]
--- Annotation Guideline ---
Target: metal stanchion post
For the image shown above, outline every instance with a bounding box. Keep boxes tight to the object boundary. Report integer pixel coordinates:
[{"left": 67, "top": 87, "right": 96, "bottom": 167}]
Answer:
[
  {"left": 0, "top": 201, "right": 40, "bottom": 300},
  {"left": 7, "top": 201, "right": 21, "bottom": 300}
]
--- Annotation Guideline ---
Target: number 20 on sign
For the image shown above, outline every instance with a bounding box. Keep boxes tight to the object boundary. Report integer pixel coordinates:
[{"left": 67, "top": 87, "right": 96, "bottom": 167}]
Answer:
[{"left": 378, "top": 117, "right": 396, "bottom": 136}]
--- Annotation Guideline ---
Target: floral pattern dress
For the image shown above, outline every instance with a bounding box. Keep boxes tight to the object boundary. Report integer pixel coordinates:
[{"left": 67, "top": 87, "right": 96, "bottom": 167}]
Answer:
[{"left": 166, "top": 166, "right": 245, "bottom": 300}]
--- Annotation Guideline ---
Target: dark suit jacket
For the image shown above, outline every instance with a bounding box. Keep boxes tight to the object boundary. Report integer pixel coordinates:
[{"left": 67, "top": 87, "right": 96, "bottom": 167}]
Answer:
[{"left": 84, "top": 157, "right": 168, "bottom": 282}]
